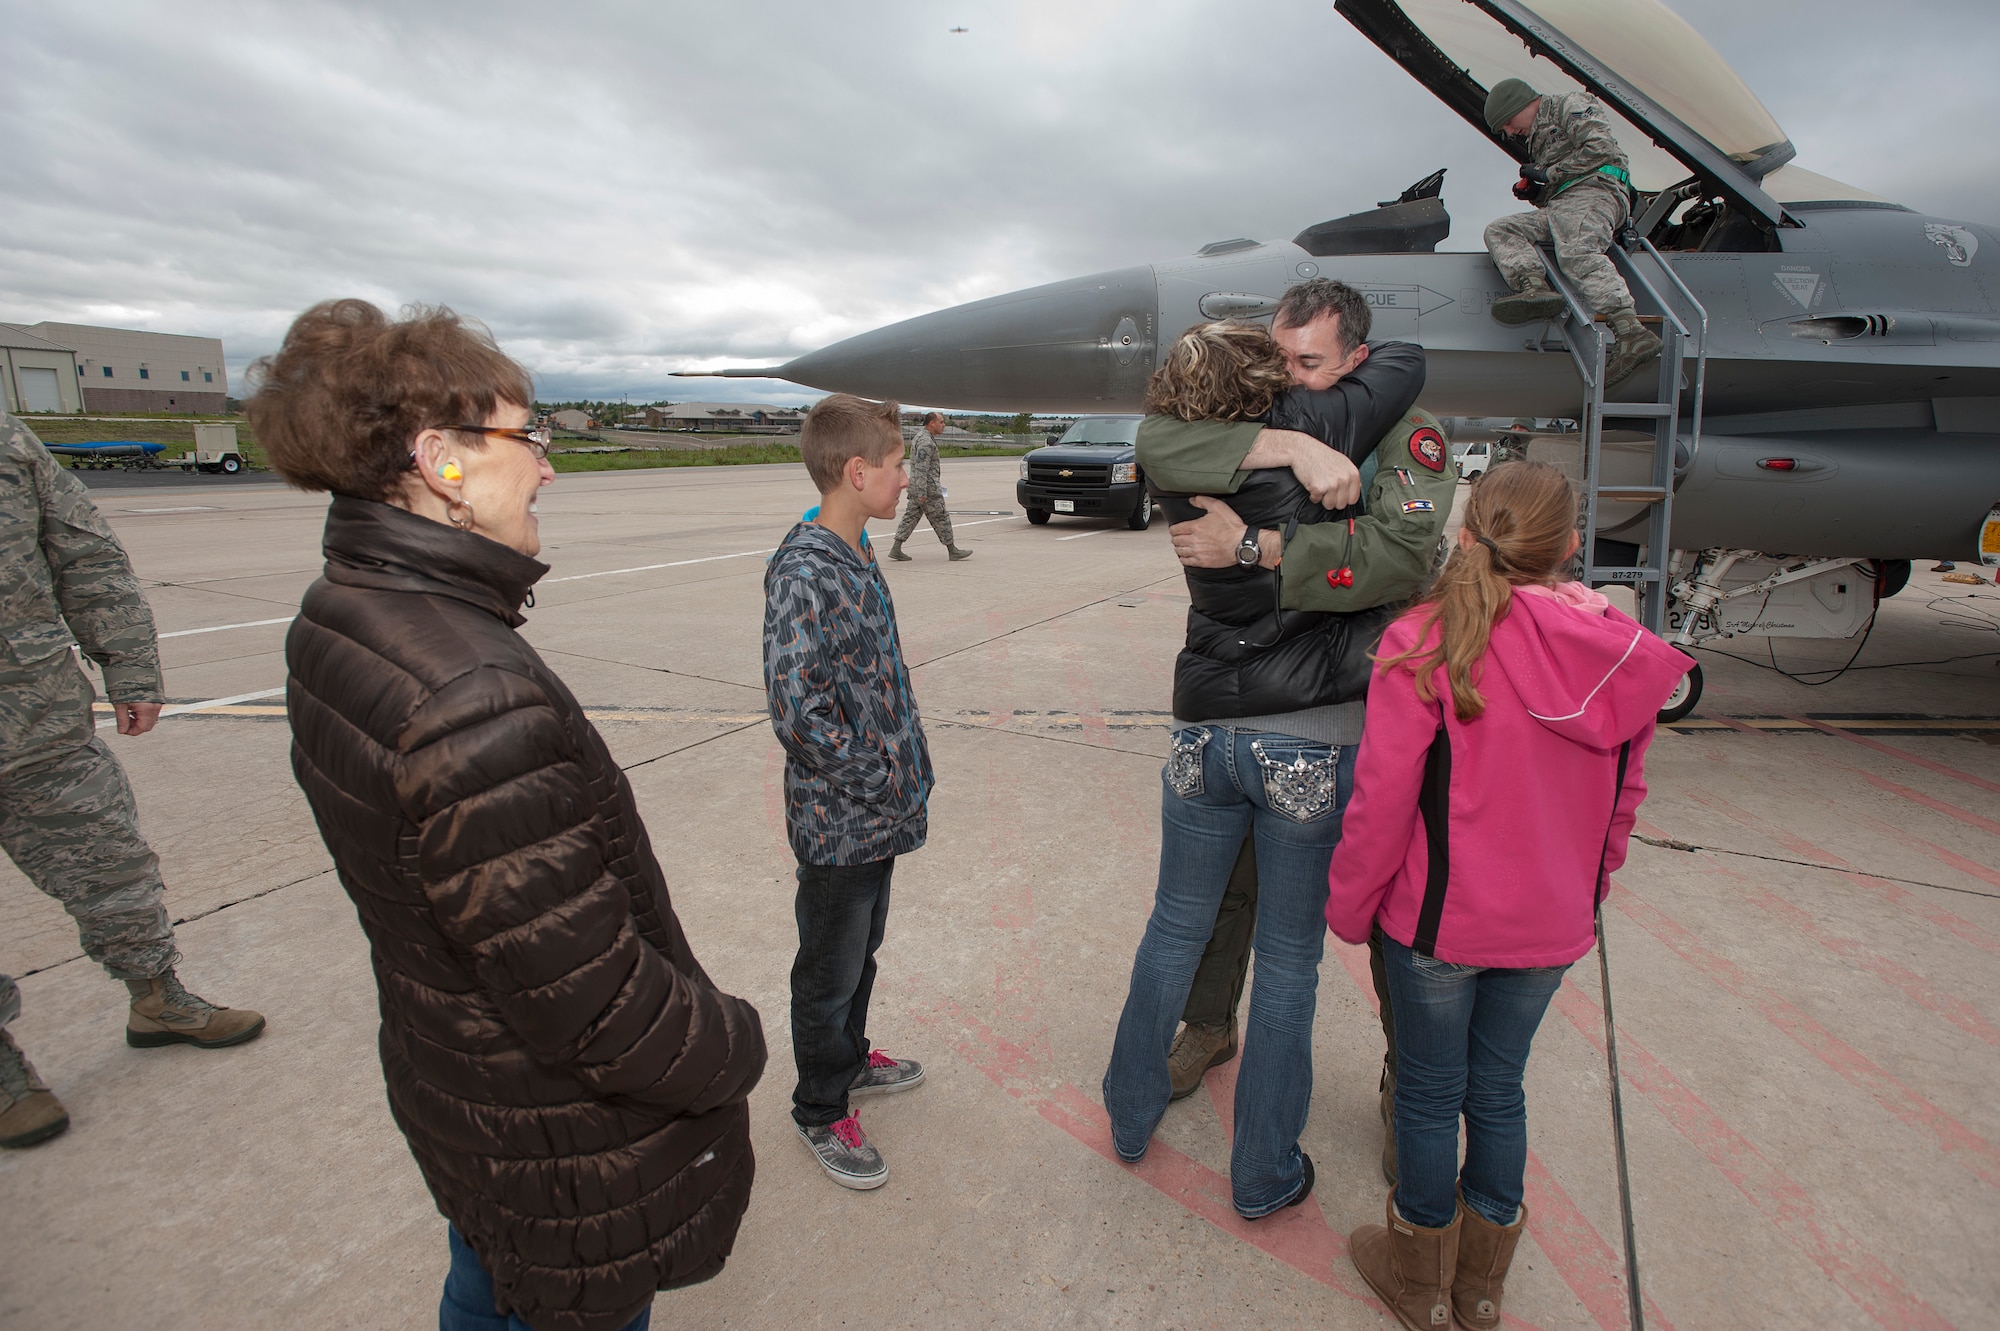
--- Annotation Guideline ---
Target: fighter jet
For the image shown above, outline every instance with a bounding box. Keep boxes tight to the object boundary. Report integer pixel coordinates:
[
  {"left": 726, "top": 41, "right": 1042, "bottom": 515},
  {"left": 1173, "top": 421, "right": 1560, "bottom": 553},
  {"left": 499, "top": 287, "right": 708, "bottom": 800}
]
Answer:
[{"left": 683, "top": 0, "right": 2000, "bottom": 709}]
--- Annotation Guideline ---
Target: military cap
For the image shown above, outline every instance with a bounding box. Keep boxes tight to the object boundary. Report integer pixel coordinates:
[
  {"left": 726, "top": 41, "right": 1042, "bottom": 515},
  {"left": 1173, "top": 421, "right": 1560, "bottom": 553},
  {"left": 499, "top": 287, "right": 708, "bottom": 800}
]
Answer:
[{"left": 1483, "top": 78, "right": 1539, "bottom": 132}]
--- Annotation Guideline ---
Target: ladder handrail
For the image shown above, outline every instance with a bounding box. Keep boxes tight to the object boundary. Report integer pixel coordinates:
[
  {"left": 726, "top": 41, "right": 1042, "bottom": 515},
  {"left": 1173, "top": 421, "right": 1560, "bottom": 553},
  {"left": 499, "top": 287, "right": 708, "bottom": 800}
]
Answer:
[{"left": 1634, "top": 238, "right": 1709, "bottom": 459}]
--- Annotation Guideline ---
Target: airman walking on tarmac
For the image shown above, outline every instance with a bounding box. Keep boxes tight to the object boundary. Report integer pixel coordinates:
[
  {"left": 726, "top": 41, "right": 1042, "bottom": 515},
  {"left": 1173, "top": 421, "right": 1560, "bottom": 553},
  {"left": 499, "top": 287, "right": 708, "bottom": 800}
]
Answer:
[
  {"left": 1481, "top": 78, "right": 1664, "bottom": 388},
  {"left": 0, "top": 412, "right": 264, "bottom": 1150},
  {"left": 888, "top": 411, "right": 973, "bottom": 562}
]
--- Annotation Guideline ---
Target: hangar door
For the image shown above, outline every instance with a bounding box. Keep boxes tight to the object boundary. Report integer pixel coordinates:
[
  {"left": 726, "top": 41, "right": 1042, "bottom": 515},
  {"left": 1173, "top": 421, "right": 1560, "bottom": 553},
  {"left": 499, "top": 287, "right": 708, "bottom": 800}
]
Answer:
[{"left": 17, "top": 367, "right": 61, "bottom": 413}]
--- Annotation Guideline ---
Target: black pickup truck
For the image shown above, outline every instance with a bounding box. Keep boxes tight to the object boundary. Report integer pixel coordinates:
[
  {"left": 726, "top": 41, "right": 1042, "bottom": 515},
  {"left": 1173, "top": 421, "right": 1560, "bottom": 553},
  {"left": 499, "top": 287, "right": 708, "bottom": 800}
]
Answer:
[{"left": 1015, "top": 414, "right": 1154, "bottom": 530}]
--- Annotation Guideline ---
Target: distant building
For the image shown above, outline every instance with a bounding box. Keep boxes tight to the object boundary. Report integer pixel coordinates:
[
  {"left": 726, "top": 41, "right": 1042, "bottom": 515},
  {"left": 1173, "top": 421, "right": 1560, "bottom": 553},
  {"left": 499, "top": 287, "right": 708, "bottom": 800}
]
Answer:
[
  {"left": 7, "top": 321, "right": 228, "bottom": 414},
  {"left": 549, "top": 409, "right": 593, "bottom": 431},
  {"left": 0, "top": 325, "right": 84, "bottom": 415},
  {"left": 643, "top": 402, "right": 803, "bottom": 433}
]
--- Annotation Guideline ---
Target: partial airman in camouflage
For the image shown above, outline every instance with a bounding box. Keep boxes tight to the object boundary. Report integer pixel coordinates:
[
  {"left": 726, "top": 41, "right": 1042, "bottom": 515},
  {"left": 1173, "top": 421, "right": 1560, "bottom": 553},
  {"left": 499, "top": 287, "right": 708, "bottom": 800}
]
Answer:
[
  {"left": 1480, "top": 79, "right": 1663, "bottom": 387},
  {"left": 888, "top": 411, "right": 971, "bottom": 561},
  {"left": 0, "top": 412, "right": 264, "bottom": 1150}
]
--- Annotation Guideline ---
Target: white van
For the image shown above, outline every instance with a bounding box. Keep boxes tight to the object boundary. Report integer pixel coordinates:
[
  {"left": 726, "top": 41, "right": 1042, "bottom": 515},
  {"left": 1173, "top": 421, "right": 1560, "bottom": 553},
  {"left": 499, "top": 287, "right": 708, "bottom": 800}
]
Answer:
[{"left": 1455, "top": 440, "right": 1491, "bottom": 479}]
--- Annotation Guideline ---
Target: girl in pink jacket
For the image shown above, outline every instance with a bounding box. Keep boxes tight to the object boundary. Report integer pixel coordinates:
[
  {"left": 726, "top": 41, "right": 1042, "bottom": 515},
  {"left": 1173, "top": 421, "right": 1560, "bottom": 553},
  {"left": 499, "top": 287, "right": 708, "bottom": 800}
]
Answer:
[{"left": 1325, "top": 461, "right": 1688, "bottom": 1331}]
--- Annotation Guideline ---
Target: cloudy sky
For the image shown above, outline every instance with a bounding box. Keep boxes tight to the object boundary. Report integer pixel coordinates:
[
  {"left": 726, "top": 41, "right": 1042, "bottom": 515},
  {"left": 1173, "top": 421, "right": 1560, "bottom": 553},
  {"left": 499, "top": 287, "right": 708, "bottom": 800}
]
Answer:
[{"left": 3, "top": 0, "right": 1996, "bottom": 407}]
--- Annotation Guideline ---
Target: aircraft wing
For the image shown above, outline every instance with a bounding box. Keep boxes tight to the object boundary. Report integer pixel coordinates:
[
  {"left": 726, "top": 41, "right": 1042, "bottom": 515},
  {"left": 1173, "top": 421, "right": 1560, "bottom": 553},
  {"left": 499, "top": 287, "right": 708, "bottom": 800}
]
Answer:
[{"left": 1334, "top": 0, "right": 1792, "bottom": 227}]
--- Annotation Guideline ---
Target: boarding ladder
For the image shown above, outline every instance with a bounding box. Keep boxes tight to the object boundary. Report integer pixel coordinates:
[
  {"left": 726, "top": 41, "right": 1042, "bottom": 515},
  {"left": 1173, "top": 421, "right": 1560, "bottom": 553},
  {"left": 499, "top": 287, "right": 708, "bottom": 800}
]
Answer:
[{"left": 1535, "top": 240, "right": 1707, "bottom": 633}]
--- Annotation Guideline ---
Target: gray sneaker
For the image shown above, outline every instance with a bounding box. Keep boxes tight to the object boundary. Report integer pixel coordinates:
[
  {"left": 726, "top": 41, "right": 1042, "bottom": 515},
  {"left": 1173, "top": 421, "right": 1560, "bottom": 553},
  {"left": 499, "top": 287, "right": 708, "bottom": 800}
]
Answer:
[
  {"left": 798, "top": 1114, "right": 888, "bottom": 1190},
  {"left": 850, "top": 1049, "right": 925, "bottom": 1098}
]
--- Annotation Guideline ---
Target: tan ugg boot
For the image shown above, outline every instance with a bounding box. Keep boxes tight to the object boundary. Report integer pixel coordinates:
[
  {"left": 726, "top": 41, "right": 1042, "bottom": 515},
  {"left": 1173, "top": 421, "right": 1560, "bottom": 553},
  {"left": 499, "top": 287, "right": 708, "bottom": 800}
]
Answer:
[
  {"left": 0, "top": 1029, "right": 70, "bottom": 1149},
  {"left": 125, "top": 971, "right": 266, "bottom": 1049},
  {"left": 1167, "top": 1019, "right": 1237, "bottom": 1101},
  {"left": 1350, "top": 1194, "right": 1461, "bottom": 1330},
  {"left": 1451, "top": 1194, "right": 1526, "bottom": 1330}
]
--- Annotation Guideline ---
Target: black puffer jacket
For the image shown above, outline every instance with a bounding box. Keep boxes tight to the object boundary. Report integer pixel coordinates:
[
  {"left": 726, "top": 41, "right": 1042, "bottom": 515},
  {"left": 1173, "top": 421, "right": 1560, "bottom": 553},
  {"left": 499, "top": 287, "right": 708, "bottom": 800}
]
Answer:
[
  {"left": 1155, "top": 344, "right": 1425, "bottom": 721},
  {"left": 285, "top": 499, "right": 765, "bottom": 1331}
]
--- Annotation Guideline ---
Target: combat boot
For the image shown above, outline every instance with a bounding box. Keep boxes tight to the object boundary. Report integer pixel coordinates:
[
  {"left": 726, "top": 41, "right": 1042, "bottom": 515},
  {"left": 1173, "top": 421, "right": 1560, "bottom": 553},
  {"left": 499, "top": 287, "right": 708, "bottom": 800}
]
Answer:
[
  {"left": 947, "top": 546, "right": 974, "bottom": 561},
  {"left": 1451, "top": 1193, "right": 1527, "bottom": 1330},
  {"left": 1166, "top": 1018, "right": 1236, "bottom": 1101},
  {"left": 1603, "top": 307, "right": 1663, "bottom": 387},
  {"left": 1350, "top": 1194, "right": 1461, "bottom": 1331},
  {"left": 887, "top": 541, "right": 912, "bottom": 561},
  {"left": 1489, "top": 278, "right": 1565, "bottom": 326},
  {"left": 125, "top": 971, "right": 266, "bottom": 1049},
  {"left": 0, "top": 1029, "right": 69, "bottom": 1148}
]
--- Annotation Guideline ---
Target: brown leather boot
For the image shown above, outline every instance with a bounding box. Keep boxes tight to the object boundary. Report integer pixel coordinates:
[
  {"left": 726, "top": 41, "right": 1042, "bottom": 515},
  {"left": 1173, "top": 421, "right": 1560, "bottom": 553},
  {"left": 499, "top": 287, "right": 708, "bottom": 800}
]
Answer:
[
  {"left": 125, "top": 971, "right": 266, "bottom": 1049},
  {"left": 1451, "top": 1194, "right": 1526, "bottom": 1330},
  {"left": 1166, "top": 1019, "right": 1236, "bottom": 1101},
  {"left": 0, "top": 1029, "right": 69, "bottom": 1148},
  {"left": 1350, "top": 1194, "right": 1461, "bottom": 1330}
]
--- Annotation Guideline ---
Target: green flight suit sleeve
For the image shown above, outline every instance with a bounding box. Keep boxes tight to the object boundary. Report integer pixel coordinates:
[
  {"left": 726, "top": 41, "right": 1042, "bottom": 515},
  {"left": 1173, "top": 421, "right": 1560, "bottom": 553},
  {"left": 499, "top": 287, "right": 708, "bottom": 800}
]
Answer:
[
  {"left": 1, "top": 414, "right": 164, "bottom": 701},
  {"left": 1277, "top": 424, "right": 1457, "bottom": 613},
  {"left": 1133, "top": 417, "right": 1260, "bottom": 496}
]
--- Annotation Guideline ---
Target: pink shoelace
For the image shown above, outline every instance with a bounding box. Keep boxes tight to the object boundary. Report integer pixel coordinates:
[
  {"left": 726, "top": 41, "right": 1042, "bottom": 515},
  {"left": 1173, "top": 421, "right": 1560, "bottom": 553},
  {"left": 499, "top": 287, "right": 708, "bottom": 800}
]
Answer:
[
  {"left": 866, "top": 1050, "right": 897, "bottom": 1069},
  {"left": 829, "top": 1115, "right": 865, "bottom": 1148}
]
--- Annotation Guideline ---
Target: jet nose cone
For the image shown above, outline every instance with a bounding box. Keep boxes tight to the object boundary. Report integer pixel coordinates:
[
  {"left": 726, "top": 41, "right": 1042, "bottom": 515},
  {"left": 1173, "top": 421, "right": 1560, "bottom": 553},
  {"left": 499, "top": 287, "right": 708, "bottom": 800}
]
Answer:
[{"left": 780, "top": 266, "right": 1158, "bottom": 412}]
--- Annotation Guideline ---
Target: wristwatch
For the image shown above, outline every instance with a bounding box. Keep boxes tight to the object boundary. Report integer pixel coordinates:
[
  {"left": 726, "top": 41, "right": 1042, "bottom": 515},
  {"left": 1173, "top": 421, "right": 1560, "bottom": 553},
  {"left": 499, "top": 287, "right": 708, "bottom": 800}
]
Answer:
[{"left": 1235, "top": 526, "right": 1264, "bottom": 568}]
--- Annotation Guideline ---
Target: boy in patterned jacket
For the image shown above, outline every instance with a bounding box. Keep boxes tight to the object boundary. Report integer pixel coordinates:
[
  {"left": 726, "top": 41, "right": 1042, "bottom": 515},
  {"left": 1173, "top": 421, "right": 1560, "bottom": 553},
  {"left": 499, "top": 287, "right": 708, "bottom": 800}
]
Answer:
[{"left": 763, "top": 393, "right": 935, "bottom": 1190}]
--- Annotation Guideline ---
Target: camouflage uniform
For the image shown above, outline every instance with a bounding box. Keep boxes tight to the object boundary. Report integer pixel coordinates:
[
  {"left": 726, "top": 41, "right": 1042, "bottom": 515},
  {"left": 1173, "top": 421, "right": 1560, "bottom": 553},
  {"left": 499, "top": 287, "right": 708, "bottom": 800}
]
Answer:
[
  {"left": 1483, "top": 90, "right": 1636, "bottom": 317},
  {"left": 0, "top": 413, "right": 176, "bottom": 1029},
  {"left": 892, "top": 427, "right": 956, "bottom": 549}
]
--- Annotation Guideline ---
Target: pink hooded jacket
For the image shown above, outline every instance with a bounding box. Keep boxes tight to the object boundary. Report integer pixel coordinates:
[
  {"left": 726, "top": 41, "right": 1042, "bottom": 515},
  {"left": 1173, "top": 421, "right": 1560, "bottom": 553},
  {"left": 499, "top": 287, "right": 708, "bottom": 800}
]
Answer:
[{"left": 1325, "top": 583, "right": 1692, "bottom": 968}]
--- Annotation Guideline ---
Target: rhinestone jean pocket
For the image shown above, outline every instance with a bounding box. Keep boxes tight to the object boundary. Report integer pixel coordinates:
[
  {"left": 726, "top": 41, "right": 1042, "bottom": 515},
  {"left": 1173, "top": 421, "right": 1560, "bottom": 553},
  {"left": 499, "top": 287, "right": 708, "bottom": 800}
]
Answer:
[
  {"left": 1166, "top": 727, "right": 1210, "bottom": 799},
  {"left": 1251, "top": 739, "right": 1339, "bottom": 824}
]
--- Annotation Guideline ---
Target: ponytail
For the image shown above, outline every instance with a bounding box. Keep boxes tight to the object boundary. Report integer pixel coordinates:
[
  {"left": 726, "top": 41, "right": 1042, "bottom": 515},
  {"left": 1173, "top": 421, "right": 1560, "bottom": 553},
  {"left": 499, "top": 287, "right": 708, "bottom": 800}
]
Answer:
[{"left": 1378, "top": 460, "right": 1579, "bottom": 721}]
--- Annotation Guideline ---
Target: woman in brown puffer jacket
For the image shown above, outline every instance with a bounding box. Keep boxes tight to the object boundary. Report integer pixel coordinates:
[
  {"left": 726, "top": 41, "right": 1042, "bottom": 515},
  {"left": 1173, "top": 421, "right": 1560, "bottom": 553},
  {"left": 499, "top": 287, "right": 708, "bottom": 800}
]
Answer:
[{"left": 249, "top": 300, "right": 765, "bottom": 1331}]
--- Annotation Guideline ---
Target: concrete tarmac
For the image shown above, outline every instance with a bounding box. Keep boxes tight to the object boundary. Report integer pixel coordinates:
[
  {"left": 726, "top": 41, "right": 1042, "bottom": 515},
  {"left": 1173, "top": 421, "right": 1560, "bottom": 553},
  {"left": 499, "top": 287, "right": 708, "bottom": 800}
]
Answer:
[{"left": 2, "top": 460, "right": 1996, "bottom": 1329}]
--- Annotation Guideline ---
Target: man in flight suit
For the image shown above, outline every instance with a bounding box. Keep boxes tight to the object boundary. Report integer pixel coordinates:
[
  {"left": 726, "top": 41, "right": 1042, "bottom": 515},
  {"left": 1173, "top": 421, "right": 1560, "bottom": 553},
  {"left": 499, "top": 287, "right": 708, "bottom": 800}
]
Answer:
[
  {"left": 1135, "top": 280, "right": 1457, "bottom": 1184},
  {"left": 1481, "top": 77, "right": 1663, "bottom": 388},
  {"left": 0, "top": 413, "right": 264, "bottom": 1150},
  {"left": 888, "top": 411, "right": 972, "bottom": 561}
]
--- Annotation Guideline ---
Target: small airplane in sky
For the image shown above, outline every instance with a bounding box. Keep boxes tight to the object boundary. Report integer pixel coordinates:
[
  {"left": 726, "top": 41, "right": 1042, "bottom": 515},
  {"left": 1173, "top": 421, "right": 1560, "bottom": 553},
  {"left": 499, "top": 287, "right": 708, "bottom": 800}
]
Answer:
[{"left": 948, "top": 26, "right": 969, "bottom": 34}]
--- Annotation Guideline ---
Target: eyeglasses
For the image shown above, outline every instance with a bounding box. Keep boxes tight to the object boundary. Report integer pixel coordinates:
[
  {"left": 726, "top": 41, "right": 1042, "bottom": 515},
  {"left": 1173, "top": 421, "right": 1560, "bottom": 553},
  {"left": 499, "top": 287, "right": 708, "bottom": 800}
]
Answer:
[{"left": 446, "top": 424, "right": 553, "bottom": 459}]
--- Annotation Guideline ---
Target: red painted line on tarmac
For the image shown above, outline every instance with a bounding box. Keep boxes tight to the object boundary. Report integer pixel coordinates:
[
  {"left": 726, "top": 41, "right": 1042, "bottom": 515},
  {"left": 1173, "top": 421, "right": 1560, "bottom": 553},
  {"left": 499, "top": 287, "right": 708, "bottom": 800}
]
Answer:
[
  {"left": 1779, "top": 715, "right": 2000, "bottom": 795},
  {"left": 1549, "top": 983, "right": 1952, "bottom": 1331},
  {"left": 1732, "top": 873, "right": 2000, "bottom": 1048},
  {"left": 1329, "top": 942, "right": 1664, "bottom": 1331},
  {"left": 1843, "top": 768, "right": 2000, "bottom": 839},
  {"left": 910, "top": 997, "right": 1399, "bottom": 1315},
  {"left": 1614, "top": 888, "right": 2000, "bottom": 1191}
]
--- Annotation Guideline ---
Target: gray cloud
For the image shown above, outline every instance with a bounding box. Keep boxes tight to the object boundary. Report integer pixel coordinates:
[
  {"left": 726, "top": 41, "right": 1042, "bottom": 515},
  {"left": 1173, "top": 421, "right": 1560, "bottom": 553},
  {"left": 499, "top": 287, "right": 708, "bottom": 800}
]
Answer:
[{"left": 1, "top": 0, "right": 1994, "bottom": 406}]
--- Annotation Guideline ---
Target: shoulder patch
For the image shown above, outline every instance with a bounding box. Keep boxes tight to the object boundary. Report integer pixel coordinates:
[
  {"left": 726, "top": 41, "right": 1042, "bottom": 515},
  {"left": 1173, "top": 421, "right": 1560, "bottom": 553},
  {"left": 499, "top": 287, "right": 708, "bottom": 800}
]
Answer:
[{"left": 1409, "top": 427, "right": 1447, "bottom": 473}]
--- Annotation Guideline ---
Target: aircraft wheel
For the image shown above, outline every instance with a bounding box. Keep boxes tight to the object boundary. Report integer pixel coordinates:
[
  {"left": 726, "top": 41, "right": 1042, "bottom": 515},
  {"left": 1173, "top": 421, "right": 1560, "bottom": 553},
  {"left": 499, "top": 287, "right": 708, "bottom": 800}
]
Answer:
[
  {"left": 1873, "top": 558, "right": 1911, "bottom": 600},
  {"left": 220, "top": 456, "right": 242, "bottom": 474},
  {"left": 1126, "top": 491, "right": 1154, "bottom": 531},
  {"left": 1657, "top": 654, "right": 1702, "bottom": 724},
  {"left": 1026, "top": 508, "right": 1050, "bottom": 525}
]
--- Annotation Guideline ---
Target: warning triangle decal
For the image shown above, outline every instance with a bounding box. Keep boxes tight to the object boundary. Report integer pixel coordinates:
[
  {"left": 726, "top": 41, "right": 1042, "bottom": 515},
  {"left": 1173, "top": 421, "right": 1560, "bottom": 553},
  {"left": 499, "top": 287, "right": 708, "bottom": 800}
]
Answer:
[{"left": 1776, "top": 272, "right": 1821, "bottom": 308}]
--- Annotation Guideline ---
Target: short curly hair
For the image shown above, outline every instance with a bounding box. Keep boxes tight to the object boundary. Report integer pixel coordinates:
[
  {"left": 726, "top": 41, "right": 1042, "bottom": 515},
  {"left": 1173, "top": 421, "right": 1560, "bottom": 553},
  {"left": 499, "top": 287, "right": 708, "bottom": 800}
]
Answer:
[
  {"left": 247, "top": 299, "right": 533, "bottom": 501},
  {"left": 1144, "top": 321, "right": 1290, "bottom": 422}
]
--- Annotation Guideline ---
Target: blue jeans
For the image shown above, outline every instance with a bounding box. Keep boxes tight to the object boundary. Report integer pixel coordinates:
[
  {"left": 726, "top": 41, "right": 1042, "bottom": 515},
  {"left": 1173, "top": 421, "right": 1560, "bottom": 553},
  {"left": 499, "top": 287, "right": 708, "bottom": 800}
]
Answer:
[
  {"left": 440, "top": 1227, "right": 651, "bottom": 1331},
  {"left": 1380, "top": 935, "right": 1569, "bottom": 1229},
  {"left": 791, "top": 857, "right": 895, "bottom": 1128},
  {"left": 1103, "top": 726, "right": 1354, "bottom": 1217}
]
